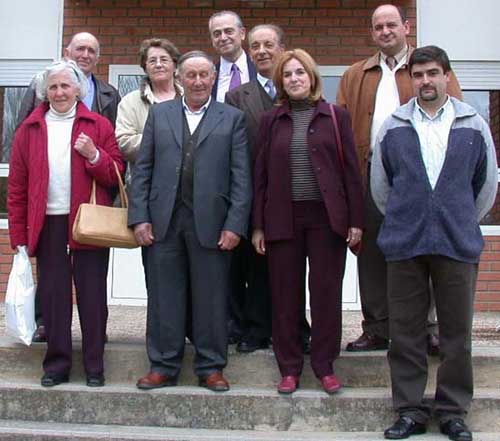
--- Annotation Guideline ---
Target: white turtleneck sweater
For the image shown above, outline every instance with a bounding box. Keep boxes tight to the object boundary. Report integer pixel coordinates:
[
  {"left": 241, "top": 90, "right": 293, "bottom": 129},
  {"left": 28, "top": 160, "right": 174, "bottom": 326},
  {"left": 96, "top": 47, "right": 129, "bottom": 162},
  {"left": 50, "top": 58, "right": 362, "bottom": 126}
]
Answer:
[{"left": 45, "top": 103, "right": 76, "bottom": 215}]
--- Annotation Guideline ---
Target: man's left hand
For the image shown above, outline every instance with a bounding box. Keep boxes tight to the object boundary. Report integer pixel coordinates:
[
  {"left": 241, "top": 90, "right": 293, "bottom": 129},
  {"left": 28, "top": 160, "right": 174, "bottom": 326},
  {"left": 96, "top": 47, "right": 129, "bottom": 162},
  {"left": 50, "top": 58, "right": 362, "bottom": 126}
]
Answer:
[
  {"left": 346, "top": 227, "right": 362, "bottom": 248},
  {"left": 218, "top": 230, "right": 240, "bottom": 250}
]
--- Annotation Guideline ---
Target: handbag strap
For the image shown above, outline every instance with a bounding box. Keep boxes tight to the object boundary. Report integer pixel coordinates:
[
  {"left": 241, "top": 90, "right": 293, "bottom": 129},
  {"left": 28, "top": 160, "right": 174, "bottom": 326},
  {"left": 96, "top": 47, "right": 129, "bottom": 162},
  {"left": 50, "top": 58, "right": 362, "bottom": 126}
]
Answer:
[
  {"left": 329, "top": 103, "right": 344, "bottom": 172},
  {"left": 89, "top": 161, "right": 128, "bottom": 208}
]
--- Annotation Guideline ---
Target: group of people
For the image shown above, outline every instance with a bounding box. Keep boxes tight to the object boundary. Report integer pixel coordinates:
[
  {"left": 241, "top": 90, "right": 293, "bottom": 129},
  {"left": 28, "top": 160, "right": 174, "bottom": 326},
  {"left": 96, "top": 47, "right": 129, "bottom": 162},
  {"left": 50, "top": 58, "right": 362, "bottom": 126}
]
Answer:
[{"left": 7, "top": 5, "right": 497, "bottom": 441}]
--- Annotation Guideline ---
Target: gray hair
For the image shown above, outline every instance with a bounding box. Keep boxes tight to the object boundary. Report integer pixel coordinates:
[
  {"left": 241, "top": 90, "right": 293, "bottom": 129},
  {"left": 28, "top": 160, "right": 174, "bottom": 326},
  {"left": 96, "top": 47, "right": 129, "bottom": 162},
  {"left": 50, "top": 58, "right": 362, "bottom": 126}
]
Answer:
[
  {"left": 177, "top": 51, "right": 216, "bottom": 75},
  {"left": 35, "top": 60, "right": 89, "bottom": 102},
  {"left": 208, "top": 10, "right": 244, "bottom": 31},
  {"left": 248, "top": 24, "right": 285, "bottom": 46}
]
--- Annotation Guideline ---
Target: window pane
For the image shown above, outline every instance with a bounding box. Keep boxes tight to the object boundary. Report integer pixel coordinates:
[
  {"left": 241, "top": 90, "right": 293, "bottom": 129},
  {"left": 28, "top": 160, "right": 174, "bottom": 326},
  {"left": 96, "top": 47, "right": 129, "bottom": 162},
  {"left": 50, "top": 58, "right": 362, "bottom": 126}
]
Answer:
[
  {"left": 463, "top": 91, "right": 500, "bottom": 225},
  {"left": 117, "top": 75, "right": 143, "bottom": 97},
  {"left": 1, "top": 86, "right": 28, "bottom": 164}
]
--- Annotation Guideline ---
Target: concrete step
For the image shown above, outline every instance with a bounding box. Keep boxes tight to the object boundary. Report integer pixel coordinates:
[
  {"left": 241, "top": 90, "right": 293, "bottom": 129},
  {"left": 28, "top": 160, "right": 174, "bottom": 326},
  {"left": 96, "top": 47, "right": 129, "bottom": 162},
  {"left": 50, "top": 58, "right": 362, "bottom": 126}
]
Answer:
[
  {"left": 1, "top": 337, "right": 499, "bottom": 389},
  {"left": 0, "top": 420, "right": 498, "bottom": 441},
  {"left": 0, "top": 381, "right": 498, "bottom": 432}
]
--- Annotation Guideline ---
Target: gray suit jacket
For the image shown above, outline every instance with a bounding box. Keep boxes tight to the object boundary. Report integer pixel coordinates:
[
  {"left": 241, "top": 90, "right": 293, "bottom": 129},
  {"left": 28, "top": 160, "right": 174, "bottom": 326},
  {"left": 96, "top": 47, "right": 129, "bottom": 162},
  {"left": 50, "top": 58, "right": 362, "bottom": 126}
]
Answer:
[
  {"left": 225, "top": 79, "right": 274, "bottom": 163},
  {"left": 128, "top": 98, "right": 252, "bottom": 249}
]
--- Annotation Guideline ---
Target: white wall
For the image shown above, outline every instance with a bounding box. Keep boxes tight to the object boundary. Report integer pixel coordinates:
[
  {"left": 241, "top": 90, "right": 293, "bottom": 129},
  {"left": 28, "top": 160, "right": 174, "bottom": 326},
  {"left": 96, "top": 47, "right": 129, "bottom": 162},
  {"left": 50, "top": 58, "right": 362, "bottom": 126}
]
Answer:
[
  {"left": 0, "top": 0, "right": 64, "bottom": 85},
  {"left": 417, "top": 0, "right": 500, "bottom": 89}
]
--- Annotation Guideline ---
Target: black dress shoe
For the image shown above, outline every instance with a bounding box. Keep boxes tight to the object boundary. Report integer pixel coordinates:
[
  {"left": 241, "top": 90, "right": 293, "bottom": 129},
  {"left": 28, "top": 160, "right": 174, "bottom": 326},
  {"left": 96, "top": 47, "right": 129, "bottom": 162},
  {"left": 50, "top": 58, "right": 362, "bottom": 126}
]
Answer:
[
  {"left": 41, "top": 373, "right": 69, "bottom": 387},
  {"left": 440, "top": 418, "right": 472, "bottom": 441},
  {"left": 346, "top": 332, "right": 389, "bottom": 352},
  {"left": 427, "top": 333, "right": 440, "bottom": 356},
  {"left": 237, "top": 337, "right": 269, "bottom": 353},
  {"left": 32, "top": 325, "right": 47, "bottom": 343},
  {"left": 384, "top": 416, "right": 426, "bottom": 439},
  {"left": 86, "top": 374, "right": 105, "bottom": 387}
]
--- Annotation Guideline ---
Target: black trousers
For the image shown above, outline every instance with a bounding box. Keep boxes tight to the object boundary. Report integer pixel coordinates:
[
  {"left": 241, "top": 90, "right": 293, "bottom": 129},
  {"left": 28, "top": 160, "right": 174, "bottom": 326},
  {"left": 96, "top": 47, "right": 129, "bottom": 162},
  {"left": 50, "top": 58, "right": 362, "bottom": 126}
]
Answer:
[
  {"left": 358, "top": 166, "right": 438, "bottom": 339},
  {"left": 145, "top": 205, "right": 230, "bottom": 377},
  {"left": 387, "top": 255, "right": 476, "bottom": 424}
]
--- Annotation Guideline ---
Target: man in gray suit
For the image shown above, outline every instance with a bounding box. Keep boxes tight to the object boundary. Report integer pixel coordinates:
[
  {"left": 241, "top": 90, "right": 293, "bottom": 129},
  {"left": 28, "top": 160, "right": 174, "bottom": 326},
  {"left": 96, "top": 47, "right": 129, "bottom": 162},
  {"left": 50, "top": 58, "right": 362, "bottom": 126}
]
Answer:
[{"left": 128, "top": 51, "right": 252, "bottom": 392}]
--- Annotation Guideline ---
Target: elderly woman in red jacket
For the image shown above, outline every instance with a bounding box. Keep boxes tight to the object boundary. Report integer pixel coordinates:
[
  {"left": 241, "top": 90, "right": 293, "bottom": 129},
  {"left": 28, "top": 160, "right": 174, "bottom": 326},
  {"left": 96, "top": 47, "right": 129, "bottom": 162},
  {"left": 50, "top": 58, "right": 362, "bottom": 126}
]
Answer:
[
  {"left": 8, "top": 60, "right": 124, "bottom": 388},
  {"left": 252, "top": 49, "right": 364, "bottom": 394}
]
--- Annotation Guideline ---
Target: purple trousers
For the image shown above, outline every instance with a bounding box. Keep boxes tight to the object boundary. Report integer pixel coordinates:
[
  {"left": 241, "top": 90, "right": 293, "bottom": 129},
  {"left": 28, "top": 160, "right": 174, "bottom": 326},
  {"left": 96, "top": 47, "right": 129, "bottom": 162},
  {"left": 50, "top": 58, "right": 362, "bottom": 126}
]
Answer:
[
  {"left": 266, "top": 201, "right": 346, "bottom": 378},
  {"left": 36, "top": 215, "right": 109, "bottom": 376}
]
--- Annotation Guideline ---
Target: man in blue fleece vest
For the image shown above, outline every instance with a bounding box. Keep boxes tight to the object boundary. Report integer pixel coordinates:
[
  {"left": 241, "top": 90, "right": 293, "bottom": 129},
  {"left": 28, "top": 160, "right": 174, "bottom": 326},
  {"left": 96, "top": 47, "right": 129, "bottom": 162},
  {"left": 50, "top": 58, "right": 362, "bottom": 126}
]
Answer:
[{"left": 371, "top": 46, "right": 498, "bottom": 441}]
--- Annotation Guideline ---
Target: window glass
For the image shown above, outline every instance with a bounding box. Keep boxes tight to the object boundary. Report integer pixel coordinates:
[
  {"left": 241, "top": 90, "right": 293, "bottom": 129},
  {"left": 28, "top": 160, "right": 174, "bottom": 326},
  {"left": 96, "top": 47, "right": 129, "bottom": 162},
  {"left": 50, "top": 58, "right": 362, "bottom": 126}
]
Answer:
[
  {"left": 1, "top": 87, "right": 28, "bottom": 220},
  {"left": 1, "top": 87, "right": 28, "bottom": 164}
]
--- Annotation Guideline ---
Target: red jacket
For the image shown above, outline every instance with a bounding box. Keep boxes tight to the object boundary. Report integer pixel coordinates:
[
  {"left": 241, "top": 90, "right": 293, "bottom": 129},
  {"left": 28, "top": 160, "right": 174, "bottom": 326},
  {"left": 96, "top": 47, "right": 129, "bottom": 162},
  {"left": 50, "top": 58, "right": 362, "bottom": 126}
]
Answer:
[
  {"left": 8, "top": 102, "right": 125, "bottom": 256},
  {"left": 253, "top": 100, "right": 364, "bottom": 241}
]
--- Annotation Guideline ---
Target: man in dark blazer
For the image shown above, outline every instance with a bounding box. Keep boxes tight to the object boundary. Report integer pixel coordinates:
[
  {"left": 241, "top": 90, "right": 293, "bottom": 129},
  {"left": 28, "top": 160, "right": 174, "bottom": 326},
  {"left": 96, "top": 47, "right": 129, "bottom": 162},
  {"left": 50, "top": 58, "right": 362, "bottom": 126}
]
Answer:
[
  {"left": 128, "top": 51, "right": 252, "bottom": 392},
  {"left": 224, "top": 24, "right": 284, "bottom": 353},
  {"left": 208, "top": 10, "right": 257, "bottom": 103},
  {"left": 16, "top": 31, "right": 121, "bottom": 344},
  {"left": 18, "top": 32, "right": 120, "bottom": 127}
]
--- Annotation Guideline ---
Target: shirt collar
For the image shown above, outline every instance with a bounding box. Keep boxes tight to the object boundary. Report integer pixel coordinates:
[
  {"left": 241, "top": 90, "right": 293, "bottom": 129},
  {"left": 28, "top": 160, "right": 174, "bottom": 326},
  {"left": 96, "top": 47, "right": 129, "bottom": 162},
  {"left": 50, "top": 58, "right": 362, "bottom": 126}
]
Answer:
[
  {"left": 182, "top": 95, "right": 212, "bottom": 115},
  {"left": 220, "top": 51, "right": 247, "bottom": 75},
  {"left": 414, "top": 95, "right": 452, "bottom": 122},
  {"left": 257, "top": 72, "right": 270, "bottom": 88},
  {"left": 381, "top": 45, "right": 409, "bottom": 65}
]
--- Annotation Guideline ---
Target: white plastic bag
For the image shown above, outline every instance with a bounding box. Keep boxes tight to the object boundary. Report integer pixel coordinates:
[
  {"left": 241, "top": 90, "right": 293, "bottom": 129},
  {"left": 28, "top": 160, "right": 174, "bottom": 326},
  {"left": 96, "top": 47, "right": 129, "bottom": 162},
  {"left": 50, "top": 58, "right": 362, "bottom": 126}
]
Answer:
[{"left": 5, "top": 246, "right": 36, "bottom": 345}]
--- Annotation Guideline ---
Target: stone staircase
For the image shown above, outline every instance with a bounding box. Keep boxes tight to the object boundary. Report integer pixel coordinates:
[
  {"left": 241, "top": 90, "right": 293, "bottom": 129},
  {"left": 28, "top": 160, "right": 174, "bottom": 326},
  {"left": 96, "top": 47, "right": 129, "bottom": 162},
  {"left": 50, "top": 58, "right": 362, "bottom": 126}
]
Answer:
[{"left": 0, "top": 337, "right": 498, "bottom": 440}]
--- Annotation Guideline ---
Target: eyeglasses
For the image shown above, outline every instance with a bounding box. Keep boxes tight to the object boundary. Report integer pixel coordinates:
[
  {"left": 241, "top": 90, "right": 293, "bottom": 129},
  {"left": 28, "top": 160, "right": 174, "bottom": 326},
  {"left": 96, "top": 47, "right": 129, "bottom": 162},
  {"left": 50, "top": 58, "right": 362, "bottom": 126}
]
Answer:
[{"left": 146, "top": 57, "right": 173, "bottom": 66}]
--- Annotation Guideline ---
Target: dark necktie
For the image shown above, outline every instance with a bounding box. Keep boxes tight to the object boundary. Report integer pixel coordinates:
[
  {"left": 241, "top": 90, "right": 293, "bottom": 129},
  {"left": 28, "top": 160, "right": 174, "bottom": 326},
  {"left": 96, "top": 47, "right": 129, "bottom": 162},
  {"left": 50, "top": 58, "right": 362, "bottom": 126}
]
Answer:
[{"left": 229, "top": 64, "right": 241, "bottom": 91}]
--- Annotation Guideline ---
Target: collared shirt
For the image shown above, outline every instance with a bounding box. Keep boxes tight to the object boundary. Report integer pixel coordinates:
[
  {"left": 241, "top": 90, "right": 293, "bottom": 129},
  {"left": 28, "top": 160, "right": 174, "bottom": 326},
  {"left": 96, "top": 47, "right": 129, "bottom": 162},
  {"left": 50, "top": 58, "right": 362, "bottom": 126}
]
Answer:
[
  {"left": 257, "top": 72, "right": 275, "bottom": 98},
  {"left": 370, "top": 49, "right": 410, "bottom": 151},
  {"left": 182, "top": 96, "right": 211, "bottom": 134},
  {"left": 216, "top": 52, "right": 250, "bottom": 102},
  {"left": 82, "top": 74, "right": 95, "bottom": 111},
  {"left": 380, "top": 45, "right": 409, "bottom": 71},
  {"left": 412, "top": 96, "right": 455, "bottom": 189}
]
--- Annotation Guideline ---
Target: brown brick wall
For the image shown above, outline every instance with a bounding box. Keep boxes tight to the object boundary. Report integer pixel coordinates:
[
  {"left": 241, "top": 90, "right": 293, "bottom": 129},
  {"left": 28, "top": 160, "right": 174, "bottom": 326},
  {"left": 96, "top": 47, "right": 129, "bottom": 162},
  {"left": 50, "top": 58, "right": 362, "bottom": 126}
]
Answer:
[{"left": 63, "top": 0, "right": 416, "bottom": 80}]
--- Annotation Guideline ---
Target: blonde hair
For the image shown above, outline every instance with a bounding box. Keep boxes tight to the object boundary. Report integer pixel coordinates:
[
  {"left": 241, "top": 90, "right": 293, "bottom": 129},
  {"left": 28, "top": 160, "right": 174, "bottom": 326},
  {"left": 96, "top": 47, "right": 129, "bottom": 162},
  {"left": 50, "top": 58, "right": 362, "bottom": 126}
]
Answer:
[{"left": 273, "top": 48, "right": 323, "bottom": 104}]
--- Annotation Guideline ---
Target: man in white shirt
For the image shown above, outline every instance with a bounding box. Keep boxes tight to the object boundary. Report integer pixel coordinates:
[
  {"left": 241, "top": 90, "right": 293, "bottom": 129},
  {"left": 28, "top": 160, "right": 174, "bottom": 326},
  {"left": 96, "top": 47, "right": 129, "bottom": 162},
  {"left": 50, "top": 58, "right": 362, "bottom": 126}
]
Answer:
[
  {"left": 208, "top": 10, "right": 257, "bottom": 103},
  {"left": 337, "top": 4, "right": 462, "bottom": 354}
]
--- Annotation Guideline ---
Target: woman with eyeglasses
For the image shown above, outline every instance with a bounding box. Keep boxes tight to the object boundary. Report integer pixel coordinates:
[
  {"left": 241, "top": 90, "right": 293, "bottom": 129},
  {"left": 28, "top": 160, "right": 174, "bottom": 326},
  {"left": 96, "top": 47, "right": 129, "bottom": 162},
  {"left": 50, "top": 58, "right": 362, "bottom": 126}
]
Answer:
[
  {"left": 115, "top": 38, "right": 181, "bottom": 175},
  {"left": 8, "top": 60, "right": 124, "bottom": 388}
]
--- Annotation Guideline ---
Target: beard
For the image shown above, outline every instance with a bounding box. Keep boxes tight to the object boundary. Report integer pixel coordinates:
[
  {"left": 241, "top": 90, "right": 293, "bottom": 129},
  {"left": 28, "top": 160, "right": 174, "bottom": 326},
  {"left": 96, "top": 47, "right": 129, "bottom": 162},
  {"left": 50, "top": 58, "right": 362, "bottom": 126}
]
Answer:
[{"left": 419, "top": 87, "right": 438, "bottom": 102}]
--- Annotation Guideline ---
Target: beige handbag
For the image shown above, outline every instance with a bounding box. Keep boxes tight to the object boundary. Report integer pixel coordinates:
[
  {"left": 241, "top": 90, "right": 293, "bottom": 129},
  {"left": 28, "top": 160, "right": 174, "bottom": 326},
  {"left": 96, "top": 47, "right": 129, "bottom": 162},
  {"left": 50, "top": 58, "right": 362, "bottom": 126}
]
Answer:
[{"left": 72, "top": 161, "right": 138, "bottom": 249}]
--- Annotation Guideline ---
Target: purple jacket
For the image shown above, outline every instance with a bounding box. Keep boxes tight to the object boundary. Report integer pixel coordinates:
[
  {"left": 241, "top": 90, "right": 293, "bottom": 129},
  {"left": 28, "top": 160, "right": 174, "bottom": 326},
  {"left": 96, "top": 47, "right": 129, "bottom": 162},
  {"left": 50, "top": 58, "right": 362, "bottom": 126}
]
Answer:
[{"left": 253, "top": 100, "right": 364, "bottom": 241}]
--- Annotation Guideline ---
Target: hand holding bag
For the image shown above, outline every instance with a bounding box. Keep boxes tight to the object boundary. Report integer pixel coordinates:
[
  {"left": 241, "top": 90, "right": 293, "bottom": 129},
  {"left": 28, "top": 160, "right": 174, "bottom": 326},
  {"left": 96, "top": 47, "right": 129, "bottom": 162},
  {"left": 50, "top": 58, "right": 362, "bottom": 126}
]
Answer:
[
  {"left": 5, "top": 246, "right": 36, "bottom": 345},
  {"left": 72, "top": 161, "right": 139, "bottom": 249}
]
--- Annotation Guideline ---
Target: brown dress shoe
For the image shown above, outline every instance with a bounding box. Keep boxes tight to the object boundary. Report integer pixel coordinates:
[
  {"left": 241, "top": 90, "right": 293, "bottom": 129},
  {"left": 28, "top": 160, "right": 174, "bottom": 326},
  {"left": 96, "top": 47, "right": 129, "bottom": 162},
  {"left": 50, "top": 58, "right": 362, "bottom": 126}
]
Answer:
[
  {"left": 427, "top": 333, "right": 440, "bottom": 357},
  {"left": 346, "top": 332, "right": 389, "bottom": 352},
  {"left": 136, "top": 372, "right": 178, "bottom": 390},
  {"left": 198, "top": 372, "right": 229, "bottom": 392}
]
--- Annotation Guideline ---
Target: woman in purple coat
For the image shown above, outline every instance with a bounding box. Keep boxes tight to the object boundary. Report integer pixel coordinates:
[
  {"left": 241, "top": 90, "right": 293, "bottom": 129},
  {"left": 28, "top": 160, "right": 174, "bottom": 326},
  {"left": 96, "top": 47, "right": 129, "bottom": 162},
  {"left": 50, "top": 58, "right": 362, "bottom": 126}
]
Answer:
[{"left": 252, "top": 49, "right": 364, "bottom": 394}]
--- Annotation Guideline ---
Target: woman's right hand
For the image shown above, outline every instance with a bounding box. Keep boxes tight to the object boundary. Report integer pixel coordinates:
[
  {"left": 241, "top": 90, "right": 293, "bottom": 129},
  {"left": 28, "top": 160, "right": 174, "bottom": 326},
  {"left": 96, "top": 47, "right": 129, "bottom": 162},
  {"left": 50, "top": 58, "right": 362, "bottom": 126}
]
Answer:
[{"left": 252, "top": 229, "right": 266, "bottom": 255}]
